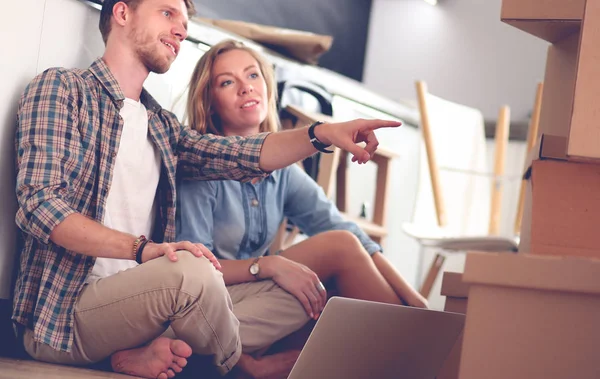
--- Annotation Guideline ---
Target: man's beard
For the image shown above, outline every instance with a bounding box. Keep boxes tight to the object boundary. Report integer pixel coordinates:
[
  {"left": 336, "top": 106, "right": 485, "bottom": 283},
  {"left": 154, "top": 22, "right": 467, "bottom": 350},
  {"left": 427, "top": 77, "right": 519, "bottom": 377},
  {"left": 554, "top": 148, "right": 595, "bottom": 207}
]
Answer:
[{"left": 130, "top": 27, "right": 172, "bottom": 74}]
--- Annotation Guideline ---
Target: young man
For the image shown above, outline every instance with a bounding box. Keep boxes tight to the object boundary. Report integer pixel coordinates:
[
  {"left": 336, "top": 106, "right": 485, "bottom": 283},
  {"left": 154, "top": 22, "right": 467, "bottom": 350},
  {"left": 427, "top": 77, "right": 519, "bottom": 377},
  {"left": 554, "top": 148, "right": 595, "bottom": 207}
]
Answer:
[{"left": 12, "top": 0, "right": 400, "bottom": 378}]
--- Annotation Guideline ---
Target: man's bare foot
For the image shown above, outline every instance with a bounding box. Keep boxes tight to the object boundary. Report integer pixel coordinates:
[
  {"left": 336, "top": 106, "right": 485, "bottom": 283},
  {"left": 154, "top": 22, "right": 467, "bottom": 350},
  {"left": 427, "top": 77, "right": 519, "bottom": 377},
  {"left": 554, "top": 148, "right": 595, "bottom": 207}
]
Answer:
[
  {"left": 111, "top": 337, "right": 192, "bottom": 379},
  {"left": 234, "top": 350, "right": 301, "bottom": 379}
]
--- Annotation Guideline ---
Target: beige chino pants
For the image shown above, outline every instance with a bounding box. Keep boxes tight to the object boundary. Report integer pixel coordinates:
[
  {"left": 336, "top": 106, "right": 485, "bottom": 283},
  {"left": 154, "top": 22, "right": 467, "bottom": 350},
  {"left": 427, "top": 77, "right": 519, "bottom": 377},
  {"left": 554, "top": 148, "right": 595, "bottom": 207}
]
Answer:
[{"left": 23, "top": 251, "right": 309, "bottom": 375}]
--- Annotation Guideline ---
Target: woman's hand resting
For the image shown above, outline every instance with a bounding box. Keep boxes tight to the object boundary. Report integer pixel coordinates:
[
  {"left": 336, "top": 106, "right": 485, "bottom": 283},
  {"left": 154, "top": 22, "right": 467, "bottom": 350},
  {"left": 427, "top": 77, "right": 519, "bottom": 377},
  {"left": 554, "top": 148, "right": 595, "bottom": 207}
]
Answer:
[{"left": 261, "top": 255, "right": 327, "bottom": 320}]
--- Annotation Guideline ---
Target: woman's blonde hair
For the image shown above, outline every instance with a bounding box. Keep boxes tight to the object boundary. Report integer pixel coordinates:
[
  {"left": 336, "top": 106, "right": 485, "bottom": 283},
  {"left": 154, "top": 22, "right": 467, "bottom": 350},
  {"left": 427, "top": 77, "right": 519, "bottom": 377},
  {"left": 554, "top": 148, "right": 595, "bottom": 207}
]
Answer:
[{"left": 185, "top": 39, "right": 280, "bottom": 135}]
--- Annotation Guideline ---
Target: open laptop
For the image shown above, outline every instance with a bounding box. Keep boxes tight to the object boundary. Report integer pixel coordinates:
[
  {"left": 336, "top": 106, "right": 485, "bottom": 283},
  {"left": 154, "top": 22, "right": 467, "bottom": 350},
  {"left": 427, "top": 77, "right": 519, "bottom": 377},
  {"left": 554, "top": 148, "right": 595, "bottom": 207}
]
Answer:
[{"left": 288, "top": 297, "right": 465, "bottom": 379}]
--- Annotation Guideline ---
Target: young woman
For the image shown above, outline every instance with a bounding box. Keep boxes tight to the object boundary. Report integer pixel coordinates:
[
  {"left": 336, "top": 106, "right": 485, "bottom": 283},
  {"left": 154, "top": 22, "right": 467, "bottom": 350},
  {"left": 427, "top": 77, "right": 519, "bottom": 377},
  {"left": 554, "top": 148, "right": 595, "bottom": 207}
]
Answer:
[{"left": 176, "top": 39, "right": 428, "bottom": 320}]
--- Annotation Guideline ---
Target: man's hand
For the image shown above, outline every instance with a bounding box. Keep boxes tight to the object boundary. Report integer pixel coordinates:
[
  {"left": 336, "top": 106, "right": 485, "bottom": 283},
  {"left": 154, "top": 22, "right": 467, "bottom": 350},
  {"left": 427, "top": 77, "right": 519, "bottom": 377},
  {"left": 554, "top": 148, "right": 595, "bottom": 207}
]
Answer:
[
  {"left": 258, "top": 118, "right": 400, "bottom": 172},
  {"left": 141, "top": 241, "right": 222, "bottom": 270},
  {"left": 314, "top": 119, "right": 401, "bottom": 164}
]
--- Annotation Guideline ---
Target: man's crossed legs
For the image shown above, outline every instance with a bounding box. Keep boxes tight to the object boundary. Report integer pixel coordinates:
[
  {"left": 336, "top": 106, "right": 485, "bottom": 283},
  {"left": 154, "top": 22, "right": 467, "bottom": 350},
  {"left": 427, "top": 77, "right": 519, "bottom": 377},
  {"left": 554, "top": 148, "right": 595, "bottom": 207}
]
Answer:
[{"left": 22, "top": 251, "right": 309, "bottom": 378}]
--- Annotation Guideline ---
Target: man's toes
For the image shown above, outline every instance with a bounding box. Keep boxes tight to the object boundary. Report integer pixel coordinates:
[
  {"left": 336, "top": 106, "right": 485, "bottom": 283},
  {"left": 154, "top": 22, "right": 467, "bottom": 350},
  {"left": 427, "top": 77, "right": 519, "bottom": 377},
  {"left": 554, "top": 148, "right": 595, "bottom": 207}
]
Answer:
[
  {"left": 170, "top": 340, "right": 192, "bottom": 358},
  {"left": 170, "top": 362, "right": 183, "bottom": 373},
  {"left": 167, "top": 369, "right": 176, "bottom": 378},
  {"left": 158, "top": 372, "right": 169, "bottom": 379},
  {"left": 173, "top": 357, "right": 188, "bottom": 368}
]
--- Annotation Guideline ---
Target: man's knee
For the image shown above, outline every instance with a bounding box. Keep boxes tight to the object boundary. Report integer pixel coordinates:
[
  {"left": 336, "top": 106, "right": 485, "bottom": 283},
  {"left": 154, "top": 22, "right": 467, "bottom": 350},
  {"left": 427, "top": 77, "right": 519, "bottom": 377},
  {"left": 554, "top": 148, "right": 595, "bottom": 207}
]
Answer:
[{"left": 155, "top": 250, "right": 226, "bottom": 297}]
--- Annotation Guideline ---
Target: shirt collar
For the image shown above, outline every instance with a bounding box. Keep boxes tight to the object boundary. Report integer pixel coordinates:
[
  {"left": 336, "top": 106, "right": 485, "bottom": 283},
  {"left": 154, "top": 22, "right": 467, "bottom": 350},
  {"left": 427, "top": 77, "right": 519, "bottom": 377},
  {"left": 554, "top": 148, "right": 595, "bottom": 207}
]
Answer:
[
  {"left": 140, "top": 88, "right": 163, "bottom": 114},
  {"left": 89, "top": 58, "right": 125, "bottom": 104},
  {"left": 252, "top": 169, "right": 278, "bottom": 185},
  {"left": 267, "top": 169, "right": 279, "bottom": 183},
  {"left": 89, "top": 58, "right": 162, "bottom": 114}
]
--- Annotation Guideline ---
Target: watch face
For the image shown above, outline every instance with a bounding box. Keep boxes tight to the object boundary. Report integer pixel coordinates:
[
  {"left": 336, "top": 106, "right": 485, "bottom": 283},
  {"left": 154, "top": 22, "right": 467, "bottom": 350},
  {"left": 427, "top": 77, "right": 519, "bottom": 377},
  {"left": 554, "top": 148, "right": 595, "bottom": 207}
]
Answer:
[{"left": 250, "top": 263, "right": 259, "bottom": 275}]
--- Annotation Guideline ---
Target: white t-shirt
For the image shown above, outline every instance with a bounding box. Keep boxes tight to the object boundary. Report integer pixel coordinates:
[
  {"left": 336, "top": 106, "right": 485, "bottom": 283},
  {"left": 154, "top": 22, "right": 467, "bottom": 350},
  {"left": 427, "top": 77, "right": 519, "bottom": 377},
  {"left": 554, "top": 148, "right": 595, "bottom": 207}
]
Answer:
[{"left": 88, "top": 98, "right": 161, "bottom": 282}]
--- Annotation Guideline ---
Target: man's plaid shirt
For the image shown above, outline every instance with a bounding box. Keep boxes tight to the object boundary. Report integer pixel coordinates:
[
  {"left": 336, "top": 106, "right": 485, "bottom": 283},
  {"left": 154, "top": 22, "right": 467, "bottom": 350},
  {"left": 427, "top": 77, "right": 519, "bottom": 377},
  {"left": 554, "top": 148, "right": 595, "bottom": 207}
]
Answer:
[{"left": 13, "top": 58, "right": 268, "bottom": 352}]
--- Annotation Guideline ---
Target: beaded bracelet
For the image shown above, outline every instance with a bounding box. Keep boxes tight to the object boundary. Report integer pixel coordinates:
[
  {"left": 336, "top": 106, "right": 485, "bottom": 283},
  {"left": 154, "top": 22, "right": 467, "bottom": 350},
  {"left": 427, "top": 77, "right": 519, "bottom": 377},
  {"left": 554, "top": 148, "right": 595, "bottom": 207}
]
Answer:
[{"left": 132, "top": 235, "right": 147, "bottom": 261}]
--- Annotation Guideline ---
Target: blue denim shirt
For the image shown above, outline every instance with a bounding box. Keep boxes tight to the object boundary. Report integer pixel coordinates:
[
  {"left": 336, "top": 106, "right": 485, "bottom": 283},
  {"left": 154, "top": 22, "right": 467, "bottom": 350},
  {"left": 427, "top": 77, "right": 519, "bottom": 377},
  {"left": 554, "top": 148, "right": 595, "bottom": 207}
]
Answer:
[{"left": 176, "top": 164, "right": 381, "bottom": 260}]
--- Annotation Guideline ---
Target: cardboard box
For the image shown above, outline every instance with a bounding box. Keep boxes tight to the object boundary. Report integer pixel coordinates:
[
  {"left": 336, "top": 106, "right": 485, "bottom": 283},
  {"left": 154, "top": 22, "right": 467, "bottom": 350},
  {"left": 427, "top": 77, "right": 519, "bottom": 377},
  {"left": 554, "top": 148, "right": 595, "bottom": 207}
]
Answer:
[
  {"left": 518, "top": 133, "right": 600, "bottom": 258},
  {"left": 537, "top": 33, "right": 579, "bottom": 140},
  {"left": 565, "top": 0, "right": 600, "bottom": 159},
  {"left": 459, "top": 252, "right": 600, "bottom": 379},
  {"left": 530, "top": 157, "right": 600, "bottom": 258},
  {"left": 505, "top": 0, "right": 600, "bottom": 159},
  {"left": 501, "top": 0, "right": 583, "bottom": 43},
  {"left": 501, "top": 0, "right": 584, "bottom": 20},
  {"left": 437, "top": 272, "right": 469, "bottom": 379},
  {"left": 517, "top": 13, "right": 600, "bottom": 251}
]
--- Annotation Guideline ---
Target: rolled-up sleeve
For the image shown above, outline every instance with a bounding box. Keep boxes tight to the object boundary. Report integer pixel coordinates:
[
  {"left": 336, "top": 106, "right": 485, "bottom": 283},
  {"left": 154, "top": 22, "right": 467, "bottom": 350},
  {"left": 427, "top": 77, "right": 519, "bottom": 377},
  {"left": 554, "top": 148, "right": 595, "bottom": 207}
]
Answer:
[
  {"left": 177, "top": 127, "right": 269, "bottom": 182},
  {"left": 15, "top": 69, "right": 81, "bottom": 244}
]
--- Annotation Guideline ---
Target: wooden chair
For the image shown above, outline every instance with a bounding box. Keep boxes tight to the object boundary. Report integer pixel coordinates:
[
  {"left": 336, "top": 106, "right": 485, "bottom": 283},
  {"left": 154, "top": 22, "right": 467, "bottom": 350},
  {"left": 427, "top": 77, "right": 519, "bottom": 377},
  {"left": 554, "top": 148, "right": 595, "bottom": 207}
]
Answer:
[
  {"left": 270, "top": 107, "right": 340, "bottom": 252},
  {"left": 514, "top": 83, "right": 543, "bottom": 237},
  {"left": 405, "top": 81, "right": 542, "bottom": 299},
  {"left": 271, "top": 105, "right": 398, "bottom": 252}
]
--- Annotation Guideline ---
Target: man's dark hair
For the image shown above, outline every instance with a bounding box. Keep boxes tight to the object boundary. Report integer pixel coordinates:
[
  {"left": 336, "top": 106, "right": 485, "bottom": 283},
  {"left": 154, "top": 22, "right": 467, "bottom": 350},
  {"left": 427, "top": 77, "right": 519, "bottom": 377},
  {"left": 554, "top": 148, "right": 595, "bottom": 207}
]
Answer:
[{"left": 99, "top": 0, "right": 196, "bottom": 43}]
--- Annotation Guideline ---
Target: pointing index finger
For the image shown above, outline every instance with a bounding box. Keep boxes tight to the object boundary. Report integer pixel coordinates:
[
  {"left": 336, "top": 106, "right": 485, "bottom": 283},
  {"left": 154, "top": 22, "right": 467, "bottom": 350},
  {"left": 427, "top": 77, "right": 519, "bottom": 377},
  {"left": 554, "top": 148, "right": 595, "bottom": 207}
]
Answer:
[{"left": 363, "top": 119, "right": 402, "bottom": 132}]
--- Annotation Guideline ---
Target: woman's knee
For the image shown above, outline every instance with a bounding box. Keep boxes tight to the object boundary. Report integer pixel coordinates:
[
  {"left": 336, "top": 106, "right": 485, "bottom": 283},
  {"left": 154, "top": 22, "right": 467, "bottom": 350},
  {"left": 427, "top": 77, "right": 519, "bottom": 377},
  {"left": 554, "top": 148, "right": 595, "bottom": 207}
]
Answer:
[{"left": 322, "top": 230, "right": 370, "bottom": 261}]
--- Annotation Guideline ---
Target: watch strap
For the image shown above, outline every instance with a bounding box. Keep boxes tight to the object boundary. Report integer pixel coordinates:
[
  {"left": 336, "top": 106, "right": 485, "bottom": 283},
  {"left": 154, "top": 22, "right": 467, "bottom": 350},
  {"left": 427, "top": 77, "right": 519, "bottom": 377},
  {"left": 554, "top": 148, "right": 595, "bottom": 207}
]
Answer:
[
  {"left": 308, "top": 121, "right": 334, "bottom": 154},
  {"left": 250, "top": 256, "right": 262, "bottom": 280}
]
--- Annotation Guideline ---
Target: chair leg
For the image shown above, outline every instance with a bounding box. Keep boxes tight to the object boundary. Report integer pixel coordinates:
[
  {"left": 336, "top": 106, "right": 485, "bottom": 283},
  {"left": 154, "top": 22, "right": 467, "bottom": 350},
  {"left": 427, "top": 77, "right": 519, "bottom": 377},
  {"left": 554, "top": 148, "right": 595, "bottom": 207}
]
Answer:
[{"left": 419, "top": 253, "right": 446, "bottom": 299}]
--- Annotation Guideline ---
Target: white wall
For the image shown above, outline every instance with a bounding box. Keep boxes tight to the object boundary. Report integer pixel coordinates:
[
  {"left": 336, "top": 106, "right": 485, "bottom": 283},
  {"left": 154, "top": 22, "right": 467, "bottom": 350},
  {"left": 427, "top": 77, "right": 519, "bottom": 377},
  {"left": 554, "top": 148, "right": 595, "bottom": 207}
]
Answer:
[
  {"left": 363, "top": 0, "right": 548, "bottom": 122},
  {"left": 0, "top": 0, "right": 45, "bottom": 299},
  {"left": 0, "top": 0, "right": 106, "bottom": 299}
]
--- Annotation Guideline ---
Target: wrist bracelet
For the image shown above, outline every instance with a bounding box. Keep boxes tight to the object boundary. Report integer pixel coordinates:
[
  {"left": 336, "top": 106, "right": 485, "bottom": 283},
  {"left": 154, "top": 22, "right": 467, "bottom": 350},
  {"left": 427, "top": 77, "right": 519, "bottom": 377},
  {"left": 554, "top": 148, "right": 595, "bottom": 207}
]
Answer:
[
  {"left": 132, "top": 235, "right": 146, "bottom": 261},
  {"left": 136, "top": 238, "right": 152, "bottom": 264},
  {"left": 308, "top": 121, "right": 334, "bottom": 154}
]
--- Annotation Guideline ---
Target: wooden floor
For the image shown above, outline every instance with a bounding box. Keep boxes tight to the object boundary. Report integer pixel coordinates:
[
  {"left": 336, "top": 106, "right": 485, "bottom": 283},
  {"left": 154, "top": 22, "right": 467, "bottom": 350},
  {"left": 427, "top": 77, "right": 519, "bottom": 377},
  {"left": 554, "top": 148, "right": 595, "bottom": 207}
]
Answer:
[{"left": 0, "top": 357, "right": 140, "bottom": 379}]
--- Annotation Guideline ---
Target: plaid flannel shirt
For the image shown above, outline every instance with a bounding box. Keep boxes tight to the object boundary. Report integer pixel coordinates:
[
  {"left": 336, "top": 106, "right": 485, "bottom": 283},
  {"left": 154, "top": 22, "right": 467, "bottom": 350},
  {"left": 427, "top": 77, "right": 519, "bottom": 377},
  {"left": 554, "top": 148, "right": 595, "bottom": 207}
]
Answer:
[{"left": 13, "top": 58, "right": 268, "bottom": 352}]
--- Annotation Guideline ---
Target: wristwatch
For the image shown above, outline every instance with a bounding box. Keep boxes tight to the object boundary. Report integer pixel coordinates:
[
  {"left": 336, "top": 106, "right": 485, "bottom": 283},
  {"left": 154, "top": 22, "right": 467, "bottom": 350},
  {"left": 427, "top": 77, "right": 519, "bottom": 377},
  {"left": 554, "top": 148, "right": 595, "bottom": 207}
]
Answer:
[
  {"left": 308, "top": 121, "right": 334, "bottom": 154},
  {"left": 249, "top": 256, "right": 262, "bottom": 279}
]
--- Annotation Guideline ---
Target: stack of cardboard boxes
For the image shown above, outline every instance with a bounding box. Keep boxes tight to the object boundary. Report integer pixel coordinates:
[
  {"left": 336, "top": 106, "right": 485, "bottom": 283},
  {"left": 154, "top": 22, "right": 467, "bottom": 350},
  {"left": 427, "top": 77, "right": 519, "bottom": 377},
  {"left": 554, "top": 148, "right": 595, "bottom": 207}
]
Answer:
[{"left": 440, "top": 1, "right": 600, "bottom": 378}]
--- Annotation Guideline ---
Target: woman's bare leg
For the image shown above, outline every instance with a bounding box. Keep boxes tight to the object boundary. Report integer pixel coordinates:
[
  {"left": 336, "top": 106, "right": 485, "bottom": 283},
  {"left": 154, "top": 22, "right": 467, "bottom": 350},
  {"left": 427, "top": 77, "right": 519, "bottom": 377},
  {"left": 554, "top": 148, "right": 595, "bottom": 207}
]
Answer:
[
  {"left": 372, "top": 252, "right": 428, "bottom": 308},
  {"left": 279, "top": 230, "right": 402, "bottom": 305}
]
